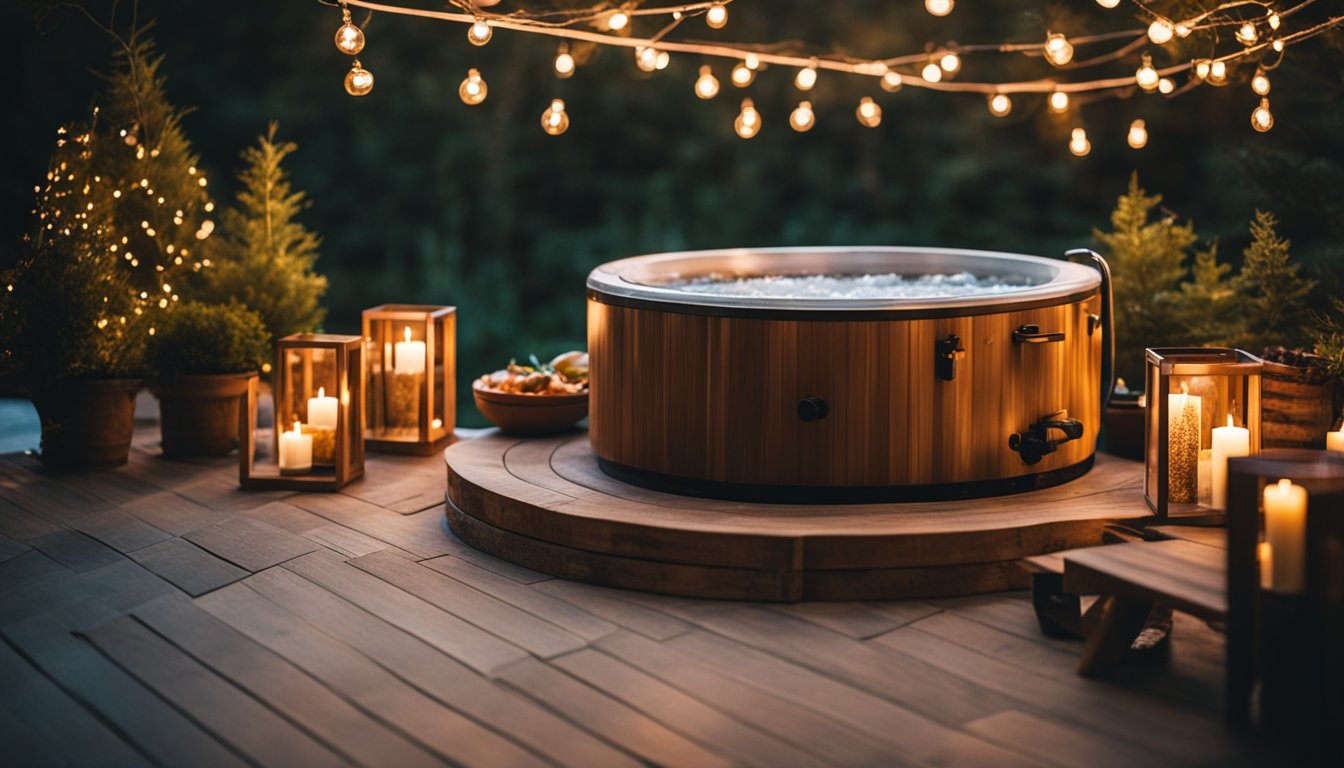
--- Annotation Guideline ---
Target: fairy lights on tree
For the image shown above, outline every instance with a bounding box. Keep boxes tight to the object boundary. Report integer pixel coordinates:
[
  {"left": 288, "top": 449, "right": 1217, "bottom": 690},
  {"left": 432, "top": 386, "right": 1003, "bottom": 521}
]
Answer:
[{"left": 322, "top": 0, "right": 1343, "bottom": 154}]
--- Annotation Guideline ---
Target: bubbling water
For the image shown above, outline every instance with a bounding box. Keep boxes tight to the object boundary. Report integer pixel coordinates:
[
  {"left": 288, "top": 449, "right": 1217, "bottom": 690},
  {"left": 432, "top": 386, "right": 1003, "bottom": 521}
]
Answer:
[{"left": 665, "top": 271, "right": 1031, "bottom": 300}]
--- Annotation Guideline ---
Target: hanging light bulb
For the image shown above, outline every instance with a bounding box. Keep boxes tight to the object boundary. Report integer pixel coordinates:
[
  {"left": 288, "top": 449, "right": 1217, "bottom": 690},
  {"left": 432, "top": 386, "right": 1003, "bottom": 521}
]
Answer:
[
  {"left": 940, "top": 52, "right": 961, "bottom": 74},
  {"left": 695, "top": 65, "right": 720, "bottom": 99},
  {"left": 789, "top": 101, "right": 815, "bottom": 132},
  {"left": 731, "top": 61, "right": 756, "bottom": 87},
  {"left": 1158, "top": 77, "right": 1175, "bottom": 94},
  {"left": 706, "top": 3, "right": 728, "bottom": 29},
  {"left": 735, "top": 98, "right": 761, "bottom": 138},
  {"left": 1251, "top": 98, "right": 1273, "bottom": 132},
  {"left": 554, "top": 44, "right": 576, "bottom": 78},
  {"left": 1251, "top": 68, "right": 1271, "bottom": 96},
  {"left": 745, "top": 54, "right": 761, "bottom": 70},
  {"left": 1148, "top": 18, "right": 1175, "bottom": 45},
  {"left": 795, "top": 62, "right": 818, "bottom": 91},
  {"left": 1268, "top": 13, "right": 1281, "bottom": 31},
  {"left": 541, "top": 98, "right": 570, "bottom": 135},
  {"left": 1135, "top": 54, "right": 1159, "bottom": 92},
  {"left": 1096, "top": 0, "right": 1120, "bottom": 8},
  {"left": 1193, "top": 59, "right": 1211, "bottom": 81},
  {"left": 921, "top": 62, "right": 943, "bottom": 83},
  {"left": 1069, "top": 127, "right": 1091, "bottom": 156},
  {"left": 1044, "top": 33, "right": 1073, "bottom": 67},
  {"left": 855, "top": 97, "right": 882, "bottom": 127},
  {"left": 1209, "top": 60, "right": 1228, "bottom": 86},
  {"left": 1127, "top": 119, "right": 1148, "bottom": 148},
  {"left": 881, "top": 71, "right": 903, "bottom": 92},
  {"left": 1236, "top": 22, "right": 1258, "bottom": 46},
  {"left": 458, "top": 68, "right": 487, "bottom": 105},
  {"left": 925, "top": 0, "right": 954, "bottom": 17},
  {"left": 635, "top": 46, "right": 659, "bottom": 72},
  {"left": 1048, "top": 90, "right": 1069, "bottom": 113},
  {"left": 334, "top": 7, "right": 365, "bottom": 55},
  {"left": 1272, "top": 39, "right": 1284, "bottom": 53},
  {"left": 987, "top": 93, "right": 1012, "bottom": 117},
  {"left": 468, "top": 19, "right": 492, "bottom": 46},
  {"left": 606, "top": 10, "right": 629, "bottom": 31},
  {"left": 344, "top": 59, "right": 374, "bottom": 96},
  {"left": 656, "top": 50, "right": 671, "bottom": 70}
]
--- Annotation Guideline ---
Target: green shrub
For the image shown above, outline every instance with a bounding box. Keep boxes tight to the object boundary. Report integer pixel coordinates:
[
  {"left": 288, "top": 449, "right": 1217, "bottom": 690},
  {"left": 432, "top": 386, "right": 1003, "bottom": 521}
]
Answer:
[{"left": 149, "top": 301, "right": 268, "bottom": 376}]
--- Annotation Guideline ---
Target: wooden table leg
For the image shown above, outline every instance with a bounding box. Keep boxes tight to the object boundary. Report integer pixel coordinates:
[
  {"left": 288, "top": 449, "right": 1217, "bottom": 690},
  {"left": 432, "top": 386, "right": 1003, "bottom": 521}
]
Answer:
[{"left": 1077, "top": 595, "right": 1155, "bottom": 677}]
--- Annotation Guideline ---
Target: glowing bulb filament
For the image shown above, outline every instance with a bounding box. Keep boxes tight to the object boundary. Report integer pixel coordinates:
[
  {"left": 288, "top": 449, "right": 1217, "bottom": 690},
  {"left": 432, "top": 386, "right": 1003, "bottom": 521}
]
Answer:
[
  {"left": 705, "top": 3, "right": 728, "bottom": 29},
  {"left": 925, "top": 0, "right": 954, "bottom": 17},
  {"left": 988, "top": 94, "right": 1012, "bottom": 117},
  {"left": 1127, "top": 119, "right": 1148, "bottom": 149},
  {"left": 855, "top": 97, "right": 882, "bottom": 128},
  {"left": 459, "top": 68, "right": 487, "bottom": 105},
  {"left": 468, "top": 19, "right": 492, "bottom": 46},
  {"left": 1135, "top": 54, "right": 1159, "bottom": 92},
  {"left": 1148, "top": 18, "right": 1174, "bottom": 45},
  {"left": 1048, "top": 90, "right": 1069, "bottom": 113},
  {"left": 731, "top": 61, "right": 755, "bottom": 87},
  {"left": 795, "top": 64, "right": 818, "bottom": 91},
  {"left": 1044, "top": 33, "right": 1073, "bottom": 67},
  {"left": 789, "top": 101, "right": 815, "bottom": 132},
  {"left": 1251, "top": 98, "right": 1274, "bottom": 132},
  {"left": 554, "top": 45, "right": 576, "bottom": 78},
  {"left": 1069, "top": 127, "right": 1091, "bottom": 156},
  {"left": 880, "top": 72, "right": 903, "bottom": 92},
  {"left": 734, "top": 99, "right": 761, "bottom": 138},
  {"left": 695, "top": 66, "right": 720, "bottom": 99}
]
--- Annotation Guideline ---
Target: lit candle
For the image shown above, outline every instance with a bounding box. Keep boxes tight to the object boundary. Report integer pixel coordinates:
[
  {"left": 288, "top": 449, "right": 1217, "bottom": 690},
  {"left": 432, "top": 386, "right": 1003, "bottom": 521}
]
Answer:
[
  {"left": 278, "top": 420, "right": 313, "bottom": 475},
  {"left": 1167, "top": 383, "right": 1201, "bottom": 503},
  {"left": 1211, "top": 414, "right": 1250, "bottom": 510},
  {"left": 1197, "top": 449, "right": 1212, "bottom": 507},
  {"left": 394, "top": 326, "right": 427, "bottom": 375},
  {"left": 1262, "top": 478, "right": 1307, "bottom": 593},
  {"left": 1258, "top": 541, "right": 1273, "bottom": 590},
  {"left": 1327, "top": 428, "right": 1344, "bottom": 453},
  {"left": 307, "top": 386, "right": 339, "bottom": 430}
]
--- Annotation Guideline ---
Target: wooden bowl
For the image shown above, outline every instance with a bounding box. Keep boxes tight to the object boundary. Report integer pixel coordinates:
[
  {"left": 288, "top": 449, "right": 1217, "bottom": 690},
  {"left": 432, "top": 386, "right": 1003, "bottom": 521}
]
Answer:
[{"left": 472, "top": 382, "right": 588, "bottom": 436}]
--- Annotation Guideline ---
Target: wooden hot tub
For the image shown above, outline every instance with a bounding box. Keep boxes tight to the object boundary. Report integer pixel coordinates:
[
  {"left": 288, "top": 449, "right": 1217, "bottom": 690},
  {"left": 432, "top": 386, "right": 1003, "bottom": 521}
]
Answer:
[{"left": 587, "top": 247, "right": 1112, "bottom": 502}]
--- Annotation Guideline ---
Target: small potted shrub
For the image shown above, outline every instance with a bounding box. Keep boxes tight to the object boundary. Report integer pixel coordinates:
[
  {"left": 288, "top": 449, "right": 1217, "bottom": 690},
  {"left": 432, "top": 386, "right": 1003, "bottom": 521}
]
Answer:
[{"left": 148, "top": 301, "right": 267, "bottom": 456}]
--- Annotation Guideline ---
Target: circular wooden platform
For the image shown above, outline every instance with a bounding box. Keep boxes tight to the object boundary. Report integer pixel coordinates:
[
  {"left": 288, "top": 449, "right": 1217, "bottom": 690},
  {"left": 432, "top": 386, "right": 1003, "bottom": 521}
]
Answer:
[{"left": 443, "top": 431, "right": 1153, "bottom": 601}]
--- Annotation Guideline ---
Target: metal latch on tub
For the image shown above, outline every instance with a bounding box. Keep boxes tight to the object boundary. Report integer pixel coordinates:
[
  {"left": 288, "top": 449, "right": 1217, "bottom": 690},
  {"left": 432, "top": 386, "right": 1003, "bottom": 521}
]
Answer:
[
  {"left": 935, "top": 334, "right": 965, "bottom": 381},
  {"left": 1012, "top": 324, "right": 1066, "bottom": 344},
  {"left": 1009, "top": 410, "right": 1084, "bottom": 465}
]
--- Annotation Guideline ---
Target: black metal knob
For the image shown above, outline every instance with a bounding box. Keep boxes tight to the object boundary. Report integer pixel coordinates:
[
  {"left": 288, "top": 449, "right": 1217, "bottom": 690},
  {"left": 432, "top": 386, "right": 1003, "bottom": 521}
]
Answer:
[{"left": 797, "top": 397, "right": 829, "bottom": 423}]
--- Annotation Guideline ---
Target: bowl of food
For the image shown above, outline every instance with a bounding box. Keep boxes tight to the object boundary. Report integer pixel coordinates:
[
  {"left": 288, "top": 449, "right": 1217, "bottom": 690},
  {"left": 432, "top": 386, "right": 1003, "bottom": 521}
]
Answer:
[{"left": 473, "top": 351, "right": 590, "bottom": 435}]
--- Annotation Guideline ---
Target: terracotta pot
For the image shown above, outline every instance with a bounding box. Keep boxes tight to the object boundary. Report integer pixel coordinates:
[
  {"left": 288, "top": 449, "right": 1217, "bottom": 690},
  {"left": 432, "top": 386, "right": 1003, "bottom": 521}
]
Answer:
[
  {"left": 473, "top": 382, "right": 588, "bottom": 436},
  {"left": 150, "top": 373, "right": 256, "bottom": 457},
  {"left": 1261, "top": 360, "right": 1340, "bottom": 449},
  {"left": 32, "top": 378, "right": 142, "bottom": 468},
  {"left": 1102, "top": 398, "right": 1145, "bottom": 461}
]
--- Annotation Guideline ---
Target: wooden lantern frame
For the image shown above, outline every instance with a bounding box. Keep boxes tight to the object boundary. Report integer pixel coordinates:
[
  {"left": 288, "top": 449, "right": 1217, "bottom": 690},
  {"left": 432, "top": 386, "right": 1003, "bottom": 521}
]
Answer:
[
  {"left": 1144, "top": 347, "right": 1263, "bottom": 519},
  {"left": 361, "top": 304, "right": 456, "bottom": 455},
  {"left": 1225, "top": 450, "right": 1344, "bottom": 743},
  {"left": 239, "top": 333, "right": 364, "bottom": 491}
]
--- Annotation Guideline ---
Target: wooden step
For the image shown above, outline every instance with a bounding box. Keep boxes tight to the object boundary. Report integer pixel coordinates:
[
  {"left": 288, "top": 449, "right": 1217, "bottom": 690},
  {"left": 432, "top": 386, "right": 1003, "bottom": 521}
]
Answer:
[
  {"left": 1062, "top": 539, "right": 1226, "bottom": 622},
  {"left": 1147, "top": 525, "right": 1227, "bottom": 550}
]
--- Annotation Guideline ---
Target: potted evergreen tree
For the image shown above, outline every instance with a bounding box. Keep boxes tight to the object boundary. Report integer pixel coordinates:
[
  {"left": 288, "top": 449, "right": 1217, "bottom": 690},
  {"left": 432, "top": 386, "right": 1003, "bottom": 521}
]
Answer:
[{"left": 148, "top": 302, "right": 267, "bottom": 456}]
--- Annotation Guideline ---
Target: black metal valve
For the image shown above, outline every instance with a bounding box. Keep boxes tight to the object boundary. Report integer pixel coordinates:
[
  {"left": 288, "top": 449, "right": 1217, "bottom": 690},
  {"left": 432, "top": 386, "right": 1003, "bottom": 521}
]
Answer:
[{"left": 1009, "top": 411, "right": 1084, "bottom": 464}]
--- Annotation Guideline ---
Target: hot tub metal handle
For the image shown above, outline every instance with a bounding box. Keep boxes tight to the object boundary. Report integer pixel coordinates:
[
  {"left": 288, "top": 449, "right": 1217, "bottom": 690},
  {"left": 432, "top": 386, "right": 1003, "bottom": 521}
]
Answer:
[
  {"left": 1067, "top": 248, "right": 1116, "bottom": 409},
  {"left": 1009, "top": 410, "right": 1085, "bottom": 465},
  {"left": 1012, "top": 324, "right": 1066, "bottom": 344},
  {"left": 935, "top": 334, "right": 965, "bottom": 381}
]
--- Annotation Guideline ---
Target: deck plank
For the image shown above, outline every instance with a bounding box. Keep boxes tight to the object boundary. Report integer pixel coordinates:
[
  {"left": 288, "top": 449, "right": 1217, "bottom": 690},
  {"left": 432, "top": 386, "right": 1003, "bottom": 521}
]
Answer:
[
  {"left": 183, "top": 516, "right": 319, "bottom": 572},
  {"left": 532, "top": 579, "right": 695, "bottom": 640},
  {"left": 128, "top": 538, "right": 248, "bottom": 596},
  {"left": 288, "top": 494, "right": 455, "bottom": 558}
]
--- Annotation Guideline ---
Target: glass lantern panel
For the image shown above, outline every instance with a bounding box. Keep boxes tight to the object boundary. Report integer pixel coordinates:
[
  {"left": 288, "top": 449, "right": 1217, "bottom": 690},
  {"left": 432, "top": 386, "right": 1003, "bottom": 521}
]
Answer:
[
  {"left": 280, "top": 346, "right": 341, "bottom": 470},
  {"left": 369, "top": 318, "right": 429, "bottom": 441}
]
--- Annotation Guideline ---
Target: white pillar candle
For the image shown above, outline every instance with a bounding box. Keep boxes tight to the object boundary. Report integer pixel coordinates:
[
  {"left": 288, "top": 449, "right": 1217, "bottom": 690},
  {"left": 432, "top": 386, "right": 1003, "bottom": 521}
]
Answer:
[
  {"left": 1258, "top": 541, "right": 1273, "bottom": 591},
  {"left": 307, "top": 386, "right": 339, "bottom": 430},
  {"left": 1197, "top": 449, "right": 1213, "bottom": 507},
  {"left": 1327, "top": 428, "right": 1344, "bottom": 453},
  {"left": 279, "top": 421, "right": 313, "bottom": 475},
  {"left": 393, "top": 326, "right": 427, "bottom": 376},
  {"left": 1167, "top": 385, "right": 1201, "bottom": 503},
  {"left": 1263, "top": 478, "right": 1307, "bottom": 594},
  {"left": 1211, "top": 414, "right": 1250, "bottom": 510}
]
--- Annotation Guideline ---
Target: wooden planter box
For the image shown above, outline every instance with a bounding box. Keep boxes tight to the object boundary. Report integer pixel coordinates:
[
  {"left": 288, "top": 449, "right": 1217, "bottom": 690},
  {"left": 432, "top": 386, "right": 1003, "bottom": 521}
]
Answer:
[{"left": 1262, "top": 359, "right": 1340, "bottom": 449}]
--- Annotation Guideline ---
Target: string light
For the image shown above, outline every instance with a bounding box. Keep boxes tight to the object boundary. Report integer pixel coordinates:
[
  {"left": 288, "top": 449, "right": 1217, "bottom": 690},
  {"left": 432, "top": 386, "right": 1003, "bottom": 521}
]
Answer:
[
  {"left": 1175, "top": 22, "right": 1192, "bottom": 38},
  {"left": 468, "top": 19, "right": 493, "bottom": 46},
  {"left": 1252, "top": 68, "right": 1271, "bottom": 96},
  {"left": 921, "top": 62, "right": 943, "bottom": 83},
  {"left": 988, "top": 93, "right": 1012, "bottom": 116},
  {"left": 1127, "top": 119, "right": 1148, "bottom": 148},
  {"left": 1069, "top": 127, "right": 1091, "bottom": 156},
  {"left": 1049, "top": 90, "right": 1069, "bottom": 113},
  {"left": 1209, "top": 60, "right": 1228, "bottom": 86},
  {"left": 705, "top": 3, "right": 728, "bottom": 29},
  {"left": 1269, "top": 13, "right": 1281, "bottom": 30},
  {"left": 1251, "top": 97, "right": 1274, "bottom": 132},
  {"left": 1272, "top": 39, "right": 1284, "bottom": 52},
  {"left": 459, "top": 68, "right": 487, "bottom": 105},
  {"left": 731, "top": 61, "right": 755, "bottom": 87},
  {"left": 735, "top": 98, "right": 761, "bottom": 138},
  {"left": 940, "top": 52, "right": 961, "bottom": 74},
  {"left": 1158, "top": 77, "right": 1175, "bottom": 94},
  {"left": 1236, "top": 22, "right": 1258, "bottom": 46},
  {"left": 1148, "top": 18, "right": 1175, "bottom": 45},
  {"left": 554, "top": 44, "right": 576, "bottom": 78},
  {"left": 695, "top": 65, "right": 720, "bottom": 99},
  {"left": 344, "top": 60, "right": 374, "bottom": 96},
  {"left": 636, "top": 46, "right": 659, "bottom": 72},
  {"left": 541, "top": 98, "right": 569, "bottom": 135},
  {"left": 334, "top": 6, "right": 365, "bottom": 55},
  {"left": 795, "top": 62, "right": 818, "bottom": 91},
  {"left": 925, "top": 0, "right": 953, "bottom": 17},
  {"left": 1044, "top": 33, "right": 1073, "bottom": 67},
  {"left": 789, "top": 100, "right": 815, "bottom": 132},
  {"left": 606, "top": 10, "right": 629, "bottom": 31},
  {"left": 855, "top": 97, "right": 882, "bottom": 127},
  {"left": 1096, "top": 0, "right": 1120, "bottom": 8},
  {"left": 1194, "top": 59, "right": 1211, "bottom": 80},
  {"left": 1135, "top": 54, "right": 1159, "bottom": 92},
  {"left": 881, "top": 72, "right": 903, "bottom": 92}
]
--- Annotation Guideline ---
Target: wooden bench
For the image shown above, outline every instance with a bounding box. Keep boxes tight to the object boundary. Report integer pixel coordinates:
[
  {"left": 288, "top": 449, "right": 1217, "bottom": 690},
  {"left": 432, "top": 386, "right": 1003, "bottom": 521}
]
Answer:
[{"left": 1026, "top": 526, "right": 1227, "bottom": 676}]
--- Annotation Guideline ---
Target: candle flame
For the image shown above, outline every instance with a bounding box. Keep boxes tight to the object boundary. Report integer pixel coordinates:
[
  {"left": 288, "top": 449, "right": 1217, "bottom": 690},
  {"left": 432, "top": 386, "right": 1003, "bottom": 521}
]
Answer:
[
  {"left": 1180, "top": 382, "right": 1189, "bottom": 395},
  {"left": 318, "top": 386, "right": 325, "bottom": 399},
  {"left": 404, "top": 326, "right": 412, "bottom": 344},
  {"left": 1226, "top": 414, "right": 1234, "bottom": 427},
  {"left": 1274, "top": 478, "right": 1292, "bottom": 495},
  {"left": 292, "top": 420, "right": 302, "bottom": 434}
]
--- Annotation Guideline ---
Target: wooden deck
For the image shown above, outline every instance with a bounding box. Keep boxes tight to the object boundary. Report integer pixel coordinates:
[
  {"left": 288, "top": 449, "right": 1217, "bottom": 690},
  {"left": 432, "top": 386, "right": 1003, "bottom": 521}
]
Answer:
[{"left": 0, "top": 426, "right": 1271, "bottom": 767}]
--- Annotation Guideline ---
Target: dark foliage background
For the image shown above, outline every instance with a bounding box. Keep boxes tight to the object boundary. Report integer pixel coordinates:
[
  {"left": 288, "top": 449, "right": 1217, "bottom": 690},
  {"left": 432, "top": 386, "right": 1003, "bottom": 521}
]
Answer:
[{"left": 7, "top": 1, "right": 1342, "bottom": 424}]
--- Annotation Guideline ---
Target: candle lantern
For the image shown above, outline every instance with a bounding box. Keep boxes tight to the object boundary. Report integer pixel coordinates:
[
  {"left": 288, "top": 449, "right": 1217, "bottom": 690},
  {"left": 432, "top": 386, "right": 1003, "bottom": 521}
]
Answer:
[
  {"left": 239, "top": 333, "right": 364, "bottom": 490},
  {"left": 362, "top": 305, "right": 456, "bottom": 454},
  {"left": 1224, "top": 450, "right": 1344, "bottom": 745},
  {"left": 1144, "top": 347, "right": 1263, "bottom": 518}
]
